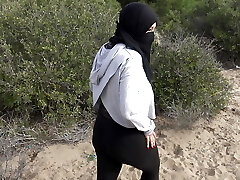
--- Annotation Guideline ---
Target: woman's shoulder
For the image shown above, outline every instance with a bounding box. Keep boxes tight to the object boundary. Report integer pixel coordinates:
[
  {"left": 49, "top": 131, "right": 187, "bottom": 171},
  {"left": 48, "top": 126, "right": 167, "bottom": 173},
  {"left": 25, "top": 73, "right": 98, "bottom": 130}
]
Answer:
[
  {"left": 124, "top": 48, "right": 141, "bottom": 60},
  {"left": 103, "top": 42, "right": 141, "bottom": 59},
  {"left": 100, "top": 42, "right": 142, "bottom": 67},
  {"left": 115, "top": 45, "right": 142, "bottom": 64},
  {"left": 115, "top": 47, "right": 143, "bottom": 71}
]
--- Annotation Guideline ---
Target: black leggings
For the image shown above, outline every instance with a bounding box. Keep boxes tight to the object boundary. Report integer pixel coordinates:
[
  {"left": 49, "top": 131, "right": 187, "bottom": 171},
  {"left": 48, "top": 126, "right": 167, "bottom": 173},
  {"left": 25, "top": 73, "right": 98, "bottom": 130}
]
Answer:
[{"left": 92, "top": 104, "right": 160, "bottom": 180}]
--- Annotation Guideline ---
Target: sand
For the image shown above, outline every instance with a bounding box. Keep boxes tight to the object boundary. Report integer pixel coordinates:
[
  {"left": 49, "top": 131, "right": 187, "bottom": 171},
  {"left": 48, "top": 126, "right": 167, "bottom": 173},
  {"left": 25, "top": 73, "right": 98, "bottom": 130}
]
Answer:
[{"left": 16, "top": 69, "right": 240, "bottom": 179}]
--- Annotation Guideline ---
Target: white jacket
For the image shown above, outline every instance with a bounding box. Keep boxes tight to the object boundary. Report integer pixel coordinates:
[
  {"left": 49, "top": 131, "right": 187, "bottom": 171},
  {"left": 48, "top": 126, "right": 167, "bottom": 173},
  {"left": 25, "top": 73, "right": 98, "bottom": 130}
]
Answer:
[{"left": 89, "top": 43, "right": 156, "bottom": 135}]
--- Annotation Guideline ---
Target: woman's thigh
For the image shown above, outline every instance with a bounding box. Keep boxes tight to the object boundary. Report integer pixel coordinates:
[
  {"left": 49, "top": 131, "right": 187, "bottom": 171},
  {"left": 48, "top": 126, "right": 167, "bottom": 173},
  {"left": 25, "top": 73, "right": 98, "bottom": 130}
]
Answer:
[{"left": 95, "top": 151, "right": 122, "bottom": 180}]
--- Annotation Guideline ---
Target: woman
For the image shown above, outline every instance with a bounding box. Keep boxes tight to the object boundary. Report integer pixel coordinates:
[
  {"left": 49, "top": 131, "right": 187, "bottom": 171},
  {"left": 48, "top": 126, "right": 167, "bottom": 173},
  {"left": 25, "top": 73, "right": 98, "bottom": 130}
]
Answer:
[{"left": 89, "top": 2, "right": 160, "bottom": 180}]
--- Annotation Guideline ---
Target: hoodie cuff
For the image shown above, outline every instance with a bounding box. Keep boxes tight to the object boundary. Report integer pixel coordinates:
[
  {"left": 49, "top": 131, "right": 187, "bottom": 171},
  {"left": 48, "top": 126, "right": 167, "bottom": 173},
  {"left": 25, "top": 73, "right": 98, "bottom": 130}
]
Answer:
[{"left": 144, "top": 129, "right": 154, "bottom": 136}]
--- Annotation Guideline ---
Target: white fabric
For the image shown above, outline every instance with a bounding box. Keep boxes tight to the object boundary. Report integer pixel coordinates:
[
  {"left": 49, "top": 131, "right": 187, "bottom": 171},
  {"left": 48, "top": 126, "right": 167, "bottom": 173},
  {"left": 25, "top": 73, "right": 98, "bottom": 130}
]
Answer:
[{"left": 89, "top": 43, "right": 156, "bottom": 135}]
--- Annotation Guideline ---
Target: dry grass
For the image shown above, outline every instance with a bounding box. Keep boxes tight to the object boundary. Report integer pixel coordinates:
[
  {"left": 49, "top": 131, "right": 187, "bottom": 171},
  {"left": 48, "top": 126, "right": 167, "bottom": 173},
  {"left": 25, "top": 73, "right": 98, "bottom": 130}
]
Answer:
[{"left": 0, "top": 114, "right": 93, "bottom": 179}]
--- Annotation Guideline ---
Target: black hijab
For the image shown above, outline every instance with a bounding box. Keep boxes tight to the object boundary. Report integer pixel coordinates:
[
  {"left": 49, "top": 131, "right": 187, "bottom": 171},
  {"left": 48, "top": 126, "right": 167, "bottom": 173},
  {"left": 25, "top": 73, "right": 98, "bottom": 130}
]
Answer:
[{"left": 109, "top": 2, "right": 158, "bottom": 81}]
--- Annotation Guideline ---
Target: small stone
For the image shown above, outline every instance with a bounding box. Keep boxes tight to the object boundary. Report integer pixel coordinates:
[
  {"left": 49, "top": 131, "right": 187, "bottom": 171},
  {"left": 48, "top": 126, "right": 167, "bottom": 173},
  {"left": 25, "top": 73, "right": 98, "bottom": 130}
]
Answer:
[
  {"left": 173, "top": 144, "right": 183, "bottom": 156},
  {"left": 208, "top": 169, "right": 215, "bottom": 176}
]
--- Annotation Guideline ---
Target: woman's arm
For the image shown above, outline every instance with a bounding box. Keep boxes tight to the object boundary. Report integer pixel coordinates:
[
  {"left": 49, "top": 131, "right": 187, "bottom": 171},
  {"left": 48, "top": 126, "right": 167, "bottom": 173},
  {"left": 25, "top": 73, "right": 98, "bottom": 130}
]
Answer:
[{"left": 119, "top": 57, "right": 156, "bottom": 148}]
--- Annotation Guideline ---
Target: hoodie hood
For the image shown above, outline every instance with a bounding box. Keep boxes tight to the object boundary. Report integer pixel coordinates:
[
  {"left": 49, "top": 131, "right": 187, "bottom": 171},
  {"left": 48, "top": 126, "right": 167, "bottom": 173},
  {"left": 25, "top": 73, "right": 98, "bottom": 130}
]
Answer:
[
  {"left": 90, "top": 43, "right": 126, "bottom": 85},
  {"left": 89, "top": 43, "right": 126, "bottom": 107}
]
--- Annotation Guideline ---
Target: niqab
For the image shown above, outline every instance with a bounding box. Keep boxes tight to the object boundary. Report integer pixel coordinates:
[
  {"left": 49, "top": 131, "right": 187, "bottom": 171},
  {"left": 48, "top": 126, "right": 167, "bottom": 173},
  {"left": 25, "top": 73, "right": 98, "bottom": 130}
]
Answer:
[{"left": 109, "top": 2, "right": 158, "bottom": 81}]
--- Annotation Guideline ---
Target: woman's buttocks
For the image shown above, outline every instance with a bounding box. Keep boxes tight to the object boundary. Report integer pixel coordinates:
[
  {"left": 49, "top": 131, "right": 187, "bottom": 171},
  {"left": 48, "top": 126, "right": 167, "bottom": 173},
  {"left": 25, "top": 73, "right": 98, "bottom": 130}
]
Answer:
[{"left": 92, "top": 104, "right": 142, "bottom": 153}]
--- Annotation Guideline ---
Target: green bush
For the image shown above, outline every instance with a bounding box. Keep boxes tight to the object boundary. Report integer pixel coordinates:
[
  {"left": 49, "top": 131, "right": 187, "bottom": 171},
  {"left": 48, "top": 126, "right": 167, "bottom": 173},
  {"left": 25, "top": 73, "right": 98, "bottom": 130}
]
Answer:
[
  {"left": 146, "top": 0, "right": 195, "bottom": 32},
  {"left": 147, "top": 0, "right": 240, "bottom": 62},
  {"left": 116, "top": 0, "right": 138, "bottom": 7},
  {"left": 188, "top": 0, "right": 240, "bottom": 61},
  {"left": 0, "top": 0, "right": 120, "bottom": 124},
  {"left": 0, "top": 0, "right": 232, "bottom": 127},
  {"left": 118, "top": 0, "right": 240, "bottom": 60},
  {"left": 152, "top": 32, "right": 231, "bottom": 122}
]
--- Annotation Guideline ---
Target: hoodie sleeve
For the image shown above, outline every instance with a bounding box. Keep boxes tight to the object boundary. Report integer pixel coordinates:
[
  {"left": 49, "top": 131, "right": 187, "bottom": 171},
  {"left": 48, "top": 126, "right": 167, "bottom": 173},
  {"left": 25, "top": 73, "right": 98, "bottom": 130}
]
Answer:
[{"left": 119, "top": 54, "right": 156, "bottom": 135}]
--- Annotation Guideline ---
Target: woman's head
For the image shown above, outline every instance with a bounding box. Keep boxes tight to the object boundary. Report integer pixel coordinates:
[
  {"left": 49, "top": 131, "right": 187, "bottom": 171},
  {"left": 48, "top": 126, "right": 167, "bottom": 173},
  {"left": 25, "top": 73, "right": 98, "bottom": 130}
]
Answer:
[
  {"left": 109, "top": 2, "right": 158, "bottom": 81},
  {"left": 118, "top": 2, "right": 158, "bottom": 38}
]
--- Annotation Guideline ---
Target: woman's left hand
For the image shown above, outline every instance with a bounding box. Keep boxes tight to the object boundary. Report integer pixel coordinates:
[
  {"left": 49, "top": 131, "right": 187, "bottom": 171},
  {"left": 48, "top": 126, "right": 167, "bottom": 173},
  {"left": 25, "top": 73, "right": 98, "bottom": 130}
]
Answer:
[{"left": 145, "top": 131, "right": 157, "bottom": 149}]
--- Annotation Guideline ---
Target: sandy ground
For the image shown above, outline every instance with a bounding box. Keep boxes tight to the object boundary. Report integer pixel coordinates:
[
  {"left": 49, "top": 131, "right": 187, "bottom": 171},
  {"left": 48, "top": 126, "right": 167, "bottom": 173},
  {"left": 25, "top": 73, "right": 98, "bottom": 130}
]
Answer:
[{"left": 17, "top": 69, "right": 240, "bottom": 179}]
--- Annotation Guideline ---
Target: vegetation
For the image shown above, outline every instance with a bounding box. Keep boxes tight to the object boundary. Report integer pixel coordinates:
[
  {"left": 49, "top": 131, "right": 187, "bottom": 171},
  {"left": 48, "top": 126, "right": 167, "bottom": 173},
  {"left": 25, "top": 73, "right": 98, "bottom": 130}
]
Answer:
[
  {"left": 0, "top": 0, "right": 235, "bottom": 178},
  {"left": 152, "top": 32, "right": 231, "bottom": 123},
  {"left": 119, "top": 0, "right": 240, "bottom": 64},
  {"left": 0, "top": 0, "right": 119, "bottom": 126},
  {"left": 0, "top": 0, "right": 234, "bottom": 177},
  {"left": 0, "top": 0, "right": 232, "bottom": 129},
  {"left": 187, "top": 0, "right": 240, "bottom": 62}
]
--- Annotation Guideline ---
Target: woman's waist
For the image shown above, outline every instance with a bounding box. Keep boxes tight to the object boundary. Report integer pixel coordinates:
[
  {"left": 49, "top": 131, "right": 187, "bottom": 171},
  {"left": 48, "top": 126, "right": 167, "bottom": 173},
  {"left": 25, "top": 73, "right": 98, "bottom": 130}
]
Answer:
[{"left": 98, "top": 102, "right": 136, "bottom": 130}]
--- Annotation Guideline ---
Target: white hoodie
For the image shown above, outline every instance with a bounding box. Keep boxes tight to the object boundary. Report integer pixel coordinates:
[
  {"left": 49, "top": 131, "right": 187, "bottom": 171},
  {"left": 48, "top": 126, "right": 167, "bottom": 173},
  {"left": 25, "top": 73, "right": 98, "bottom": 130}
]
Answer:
[{"left": 89, "top": 43, "right": 156, "bottom": 135}]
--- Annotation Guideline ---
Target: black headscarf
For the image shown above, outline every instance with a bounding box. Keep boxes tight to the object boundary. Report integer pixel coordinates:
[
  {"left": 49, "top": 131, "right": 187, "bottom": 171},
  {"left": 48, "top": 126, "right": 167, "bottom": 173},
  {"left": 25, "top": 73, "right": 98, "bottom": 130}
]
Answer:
[{"left": 109, "top": 2, "right": 158, "bottom": 81}]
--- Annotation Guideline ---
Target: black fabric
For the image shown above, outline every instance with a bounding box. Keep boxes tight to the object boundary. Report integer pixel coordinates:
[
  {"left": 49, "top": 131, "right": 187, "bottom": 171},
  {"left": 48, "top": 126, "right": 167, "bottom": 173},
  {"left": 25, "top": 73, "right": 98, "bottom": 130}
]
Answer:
[
  {"left": 109, "top": 2, "right": 158, "bottom": 81},
  {"left": 92, "top": 103, "right": 160, "bottom": 180}
]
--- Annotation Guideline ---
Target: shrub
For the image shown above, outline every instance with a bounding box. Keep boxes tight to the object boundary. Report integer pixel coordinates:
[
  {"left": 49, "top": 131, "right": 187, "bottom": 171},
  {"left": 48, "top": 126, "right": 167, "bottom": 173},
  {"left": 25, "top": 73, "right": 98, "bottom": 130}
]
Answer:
[
  {"left": 116, "top": 0, "right": 138, "bottom": 7},
  {"left": 0, "top": 119, "right": 43, "bottom": 179},
  {"left": 152, "top": 32, "right": 231, "bottom": 123},
  {"left": 148, "top": 0, "right": 240, "bottom": 63},
  {"left": 188, "top": 0, "right": 240, "bottom": 61},
  {"left": 0, "top": 0, "right": 120, "bottom": 125}
]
